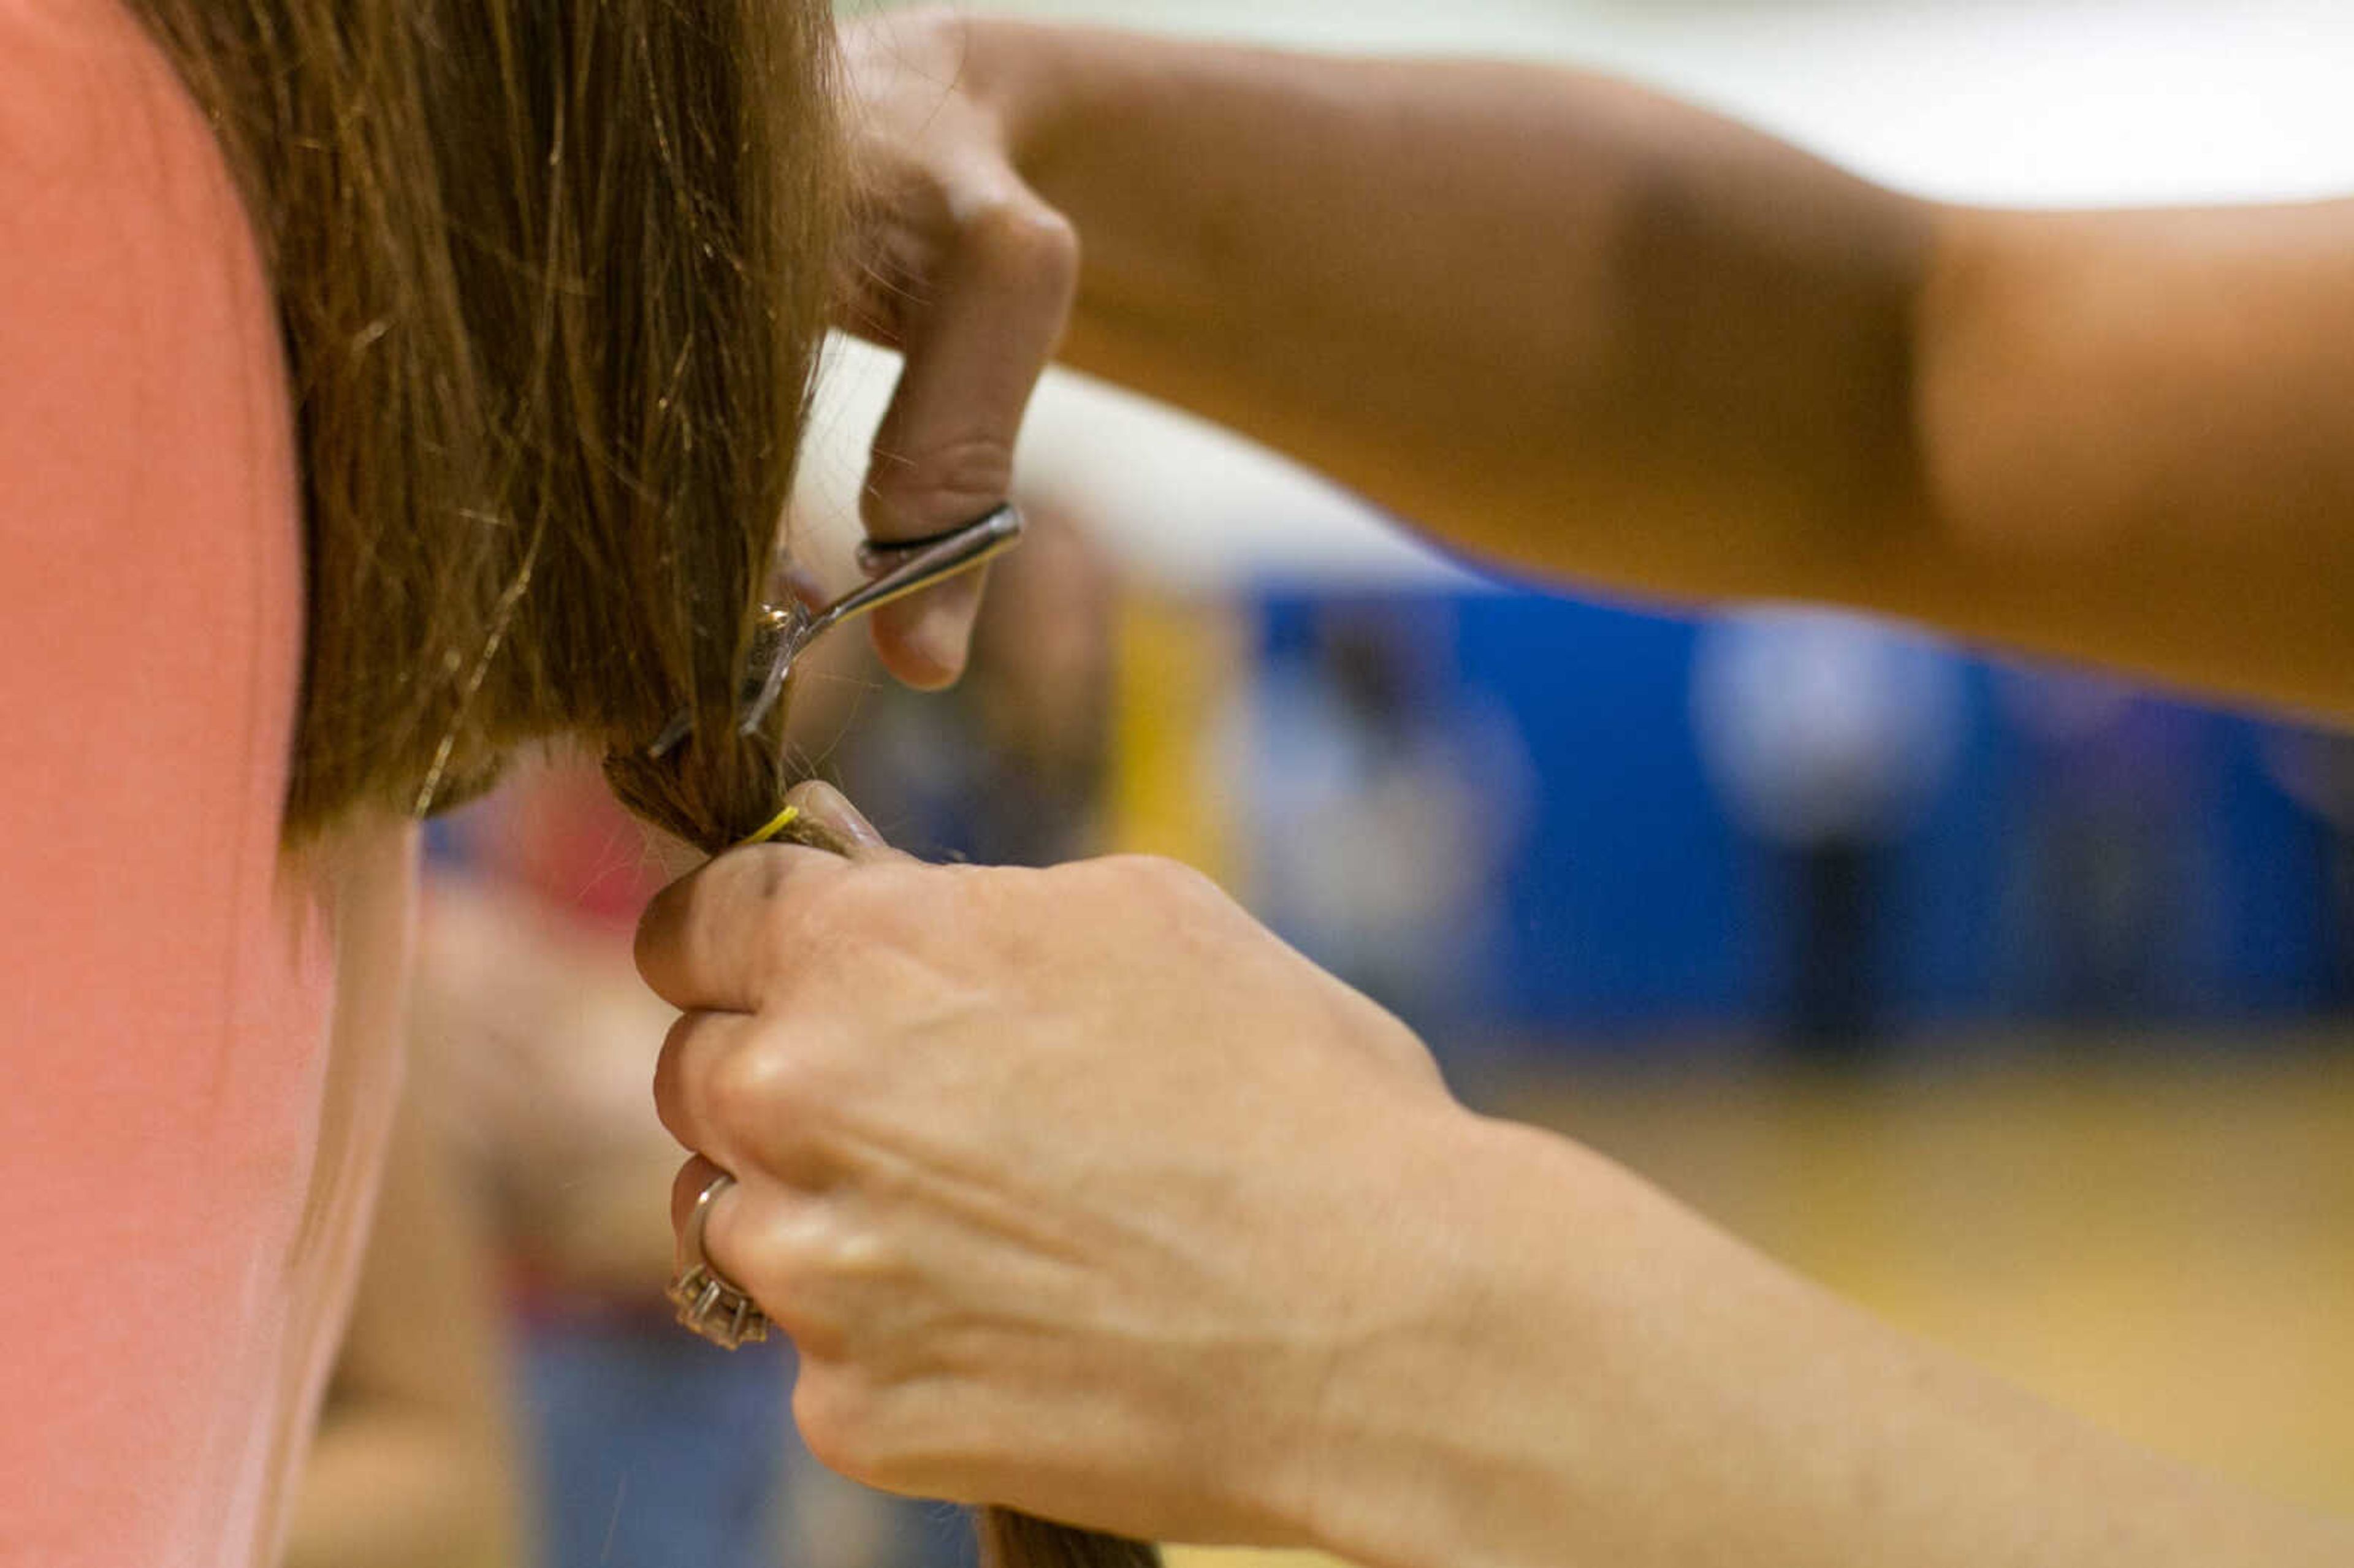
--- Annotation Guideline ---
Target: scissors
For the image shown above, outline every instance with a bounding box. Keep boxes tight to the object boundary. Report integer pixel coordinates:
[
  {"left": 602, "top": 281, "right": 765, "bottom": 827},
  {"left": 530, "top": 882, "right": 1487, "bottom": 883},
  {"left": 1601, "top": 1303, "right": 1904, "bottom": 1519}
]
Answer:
[{"left": 646, "top": 503, "right": 1024, "bottom": 759}]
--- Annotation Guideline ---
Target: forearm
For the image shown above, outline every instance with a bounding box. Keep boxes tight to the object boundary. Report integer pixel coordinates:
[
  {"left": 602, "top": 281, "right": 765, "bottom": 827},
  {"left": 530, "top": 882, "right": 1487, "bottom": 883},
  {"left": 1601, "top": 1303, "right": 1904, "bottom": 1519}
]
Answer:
[
  {"left": 977, "top": 20, "right": 1932, "bottom": 606},
  {"left": 1300, "top": 1118, "right": 2351, "bottom": 1568},
  {"left": 964, "top": 21, "right": 2354, "bottom": 717}
]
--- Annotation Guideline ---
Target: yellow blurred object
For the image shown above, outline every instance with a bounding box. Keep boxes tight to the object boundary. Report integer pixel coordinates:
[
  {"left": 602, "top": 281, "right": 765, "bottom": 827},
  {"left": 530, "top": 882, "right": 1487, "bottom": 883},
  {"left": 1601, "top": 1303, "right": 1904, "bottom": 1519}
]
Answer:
[{"left": 1108, "top": 593, "right": 1242, "bottom": 882}]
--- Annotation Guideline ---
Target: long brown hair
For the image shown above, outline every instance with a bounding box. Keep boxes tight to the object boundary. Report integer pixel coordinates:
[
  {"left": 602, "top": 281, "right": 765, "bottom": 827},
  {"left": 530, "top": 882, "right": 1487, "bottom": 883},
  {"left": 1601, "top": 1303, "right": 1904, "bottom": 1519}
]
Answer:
[
  {"left": 124, "top": 0, "right": 833, "bottom": 842},
  {"left": 122, "top": 6, "right": 1158, "bottom": 1566}
]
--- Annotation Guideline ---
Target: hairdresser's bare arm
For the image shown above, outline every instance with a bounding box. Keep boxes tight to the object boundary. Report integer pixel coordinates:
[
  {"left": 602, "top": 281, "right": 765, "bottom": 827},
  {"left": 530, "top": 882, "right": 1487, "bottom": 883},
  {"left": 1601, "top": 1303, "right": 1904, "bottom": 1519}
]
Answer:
[
  {"left": 845, "top": 13, "right": 2354, "bottom": 718},
  {"left": 641, "top": 789, "right": 2351, "bottom": 1568}
]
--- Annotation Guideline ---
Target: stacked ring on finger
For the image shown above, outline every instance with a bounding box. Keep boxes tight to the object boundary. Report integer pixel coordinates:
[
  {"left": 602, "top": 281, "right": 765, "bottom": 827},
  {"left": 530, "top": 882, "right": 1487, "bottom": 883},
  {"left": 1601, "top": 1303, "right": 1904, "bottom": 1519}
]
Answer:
[{"left": 667, "top": 1171, "right": 770, "bottom": 1351}]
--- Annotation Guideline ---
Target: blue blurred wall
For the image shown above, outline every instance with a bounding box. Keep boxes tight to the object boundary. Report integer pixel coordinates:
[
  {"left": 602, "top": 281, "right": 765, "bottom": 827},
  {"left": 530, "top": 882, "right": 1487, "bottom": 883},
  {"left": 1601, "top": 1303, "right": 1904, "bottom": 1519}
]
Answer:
[{"left": 1252, "top": 588, "right": 2339, "bottom": 1045}]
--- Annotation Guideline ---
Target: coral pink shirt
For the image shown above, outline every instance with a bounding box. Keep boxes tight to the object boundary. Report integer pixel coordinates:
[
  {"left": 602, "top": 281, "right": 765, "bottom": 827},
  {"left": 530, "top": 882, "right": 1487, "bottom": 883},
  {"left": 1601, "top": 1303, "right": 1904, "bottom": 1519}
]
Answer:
[{"left": 0, "top": 4, "right": 416, "bottom": 1564}]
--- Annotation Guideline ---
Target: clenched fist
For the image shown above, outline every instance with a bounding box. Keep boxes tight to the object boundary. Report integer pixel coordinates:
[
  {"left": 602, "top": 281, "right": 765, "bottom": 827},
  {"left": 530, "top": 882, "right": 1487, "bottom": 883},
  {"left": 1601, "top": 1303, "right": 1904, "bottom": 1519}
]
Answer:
[{"left": 638, "top": 783, "right": 1476, "bottom": 1547}]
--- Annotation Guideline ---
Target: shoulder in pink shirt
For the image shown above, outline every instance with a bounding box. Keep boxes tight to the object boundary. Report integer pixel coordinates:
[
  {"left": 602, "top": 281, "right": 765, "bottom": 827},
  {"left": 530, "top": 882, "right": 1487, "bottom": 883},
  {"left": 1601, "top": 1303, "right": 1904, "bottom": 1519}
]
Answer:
[{"left": 0, "top": 4, "right": 416, "bottom": 1563}]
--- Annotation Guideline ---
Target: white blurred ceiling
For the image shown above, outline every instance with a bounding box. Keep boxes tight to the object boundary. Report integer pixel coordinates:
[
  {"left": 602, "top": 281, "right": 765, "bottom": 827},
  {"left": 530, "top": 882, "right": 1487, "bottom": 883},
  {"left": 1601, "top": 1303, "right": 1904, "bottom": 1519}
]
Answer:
[{"left": 801, "top": 1, "right": 2354, "bottom": 590}]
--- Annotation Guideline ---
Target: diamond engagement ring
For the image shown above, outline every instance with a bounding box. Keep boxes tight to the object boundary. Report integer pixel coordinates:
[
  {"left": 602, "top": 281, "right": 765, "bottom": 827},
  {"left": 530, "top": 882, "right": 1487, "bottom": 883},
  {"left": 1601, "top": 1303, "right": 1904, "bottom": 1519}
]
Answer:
[{"left": 668, "top": 1170, "right": 769, "bottom": 1351}]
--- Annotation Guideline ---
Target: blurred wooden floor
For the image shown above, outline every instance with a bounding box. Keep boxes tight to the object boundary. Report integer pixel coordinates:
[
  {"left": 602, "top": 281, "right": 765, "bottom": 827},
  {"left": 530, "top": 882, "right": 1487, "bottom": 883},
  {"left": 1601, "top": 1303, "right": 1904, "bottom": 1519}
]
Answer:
[{"left": 1175, "top": 1027, "right": 2354, "bottom": 1567}]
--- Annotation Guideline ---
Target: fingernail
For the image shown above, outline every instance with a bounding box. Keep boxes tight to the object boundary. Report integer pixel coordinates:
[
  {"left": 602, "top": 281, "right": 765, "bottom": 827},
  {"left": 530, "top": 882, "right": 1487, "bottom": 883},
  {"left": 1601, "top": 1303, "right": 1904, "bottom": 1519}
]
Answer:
[{"left": 785, "top": 782, "right": 887, "bottom": 850}]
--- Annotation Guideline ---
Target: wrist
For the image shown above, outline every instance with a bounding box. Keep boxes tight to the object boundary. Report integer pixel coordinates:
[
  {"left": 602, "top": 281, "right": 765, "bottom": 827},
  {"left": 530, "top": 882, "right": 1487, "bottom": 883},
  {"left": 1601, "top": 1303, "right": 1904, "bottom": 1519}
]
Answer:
[{"left": 1284, "top": 1113, "right": 1594, "bottom": 1568}]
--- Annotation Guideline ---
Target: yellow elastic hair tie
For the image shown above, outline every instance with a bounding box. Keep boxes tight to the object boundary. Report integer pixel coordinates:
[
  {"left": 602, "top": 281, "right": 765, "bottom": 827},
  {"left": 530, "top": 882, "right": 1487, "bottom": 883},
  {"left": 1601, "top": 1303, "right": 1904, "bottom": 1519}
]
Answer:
[{"left": 736, "top": 804, "right": 801, "bottom": 850}]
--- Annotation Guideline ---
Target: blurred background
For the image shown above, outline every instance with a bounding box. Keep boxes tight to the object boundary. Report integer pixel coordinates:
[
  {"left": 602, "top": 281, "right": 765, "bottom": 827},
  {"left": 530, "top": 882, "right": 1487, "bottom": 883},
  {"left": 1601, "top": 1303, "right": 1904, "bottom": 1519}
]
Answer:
[{"left": 346, "top": 2, "right": 2354, "bottom": 1566}]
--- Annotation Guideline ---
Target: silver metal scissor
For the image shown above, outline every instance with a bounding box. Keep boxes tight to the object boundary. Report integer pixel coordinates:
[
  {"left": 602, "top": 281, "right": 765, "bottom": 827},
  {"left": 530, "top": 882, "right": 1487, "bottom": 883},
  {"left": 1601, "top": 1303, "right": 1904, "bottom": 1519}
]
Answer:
[{"left": 647, "top": 503, "right": 1024, "bottom": 759}]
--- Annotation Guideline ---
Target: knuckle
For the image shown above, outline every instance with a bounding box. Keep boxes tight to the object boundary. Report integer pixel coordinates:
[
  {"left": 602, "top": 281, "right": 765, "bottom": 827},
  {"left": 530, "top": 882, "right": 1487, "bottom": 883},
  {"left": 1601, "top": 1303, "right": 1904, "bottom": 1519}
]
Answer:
[
  {"left": 736, "top": 1207, "right": 815, "bottom": 1293},
  {"left": 755, "top": 1204, "right": 877, "bottom": 1285},
  {"left": 968, "top": 197, "right": 1079, "bottom": 292},
  {"left": 815, "top": 1221, "right": 907, "bottom": 1286},
  {"left": 709, "top": 1038, "right": 809, "bottom": 1127},
  {"left": 745, "top": 1220, "right": 880, "bottom": 1360}
]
